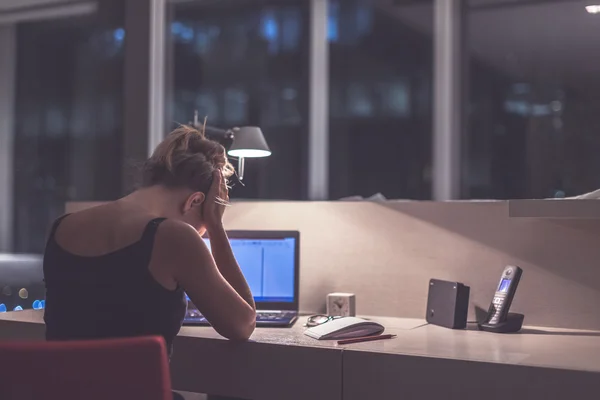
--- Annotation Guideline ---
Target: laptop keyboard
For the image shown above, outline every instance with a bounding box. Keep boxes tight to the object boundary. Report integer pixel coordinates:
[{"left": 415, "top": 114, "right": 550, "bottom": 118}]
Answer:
[
  {"left": 184, "top": 309, "right": 297, "bottom": 326},
  {"left": 256, "top": 310, "right": 297, "bottom": 321}
]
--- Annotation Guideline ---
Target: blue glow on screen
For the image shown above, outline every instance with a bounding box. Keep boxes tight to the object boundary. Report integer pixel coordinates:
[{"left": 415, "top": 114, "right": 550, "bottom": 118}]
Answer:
[
  {"left": 0, "top": 303, "right": 6, "bottom": 313},
  {"left": 13, "top": 305, "right": 23, "bottom": 311},
  {"left": 498, "top": 279, "right": 511, "bottom": 293},
  {"left": 202, "top": 237, "right": 296, "bottom": 303}
]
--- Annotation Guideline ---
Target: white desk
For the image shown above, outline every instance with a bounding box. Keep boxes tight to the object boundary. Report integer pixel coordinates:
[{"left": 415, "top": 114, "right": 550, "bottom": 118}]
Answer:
[
  {"left": 171, "top": 322, "right": 342, "bottom": 399},
  {"left": 343, "top": 317, "right": 600, "bottom": 400},
  {"left": 2, "top": 311, "right": 600, "bottom": 400}
]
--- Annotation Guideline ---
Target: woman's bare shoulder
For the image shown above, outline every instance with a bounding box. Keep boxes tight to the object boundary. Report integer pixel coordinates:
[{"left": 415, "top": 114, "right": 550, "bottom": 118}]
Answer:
[
  {"left": 63, "top": 201, "right": 154, "bottom": 227},
  {"left": 154, "top": 219, "right": 205, "bottom": 250},
  {"left": 151, "top": 220, "right": 212, "bottom": 275},
  {"left": 53, "top": 202, "right": 160, "bottom": 255}
]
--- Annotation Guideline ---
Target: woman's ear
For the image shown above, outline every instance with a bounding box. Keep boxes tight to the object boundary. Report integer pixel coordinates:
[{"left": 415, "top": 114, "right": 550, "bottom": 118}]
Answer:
[{"left": 183, "top": 192, "right": 206, "bottom": 214}]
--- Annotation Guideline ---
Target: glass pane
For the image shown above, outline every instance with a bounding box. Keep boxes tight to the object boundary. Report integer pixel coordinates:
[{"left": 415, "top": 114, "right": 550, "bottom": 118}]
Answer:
[
  {"left": 13, "top": 2, "right": 125, "bottom": 252},
  {"left": 167, "top": 0, "right": 310, "bottom": 200},
  {"left": 465, "top": 0, "right": 600, "bottom": 199},
  {"left": 328, "top": 0, "right": 434, "bottom": 200}
]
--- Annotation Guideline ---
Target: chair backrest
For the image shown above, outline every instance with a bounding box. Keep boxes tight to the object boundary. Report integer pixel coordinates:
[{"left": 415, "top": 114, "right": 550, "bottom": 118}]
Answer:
[{"left": 0, "top": 335, "right": 172, "bottom": 400}]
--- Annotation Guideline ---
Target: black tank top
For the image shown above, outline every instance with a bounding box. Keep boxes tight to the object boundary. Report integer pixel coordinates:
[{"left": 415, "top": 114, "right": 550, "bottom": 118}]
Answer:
[{"left": 43, "top": 215, "right": 187, "bottom": 357}]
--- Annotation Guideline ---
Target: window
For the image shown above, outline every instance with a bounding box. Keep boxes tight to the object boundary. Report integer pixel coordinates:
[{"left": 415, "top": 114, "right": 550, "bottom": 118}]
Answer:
[
  {"left": 12, "top": 2, "right": 124, "bottom": 252},
  {"left": 167, "top": 0, "right": 310, "bottom": 200},
  {"left": 465, "top": 0, "right": 600, "bottom": 199},
  {"left": 328, "top": 0, "right": 433, "bottom": 200}
]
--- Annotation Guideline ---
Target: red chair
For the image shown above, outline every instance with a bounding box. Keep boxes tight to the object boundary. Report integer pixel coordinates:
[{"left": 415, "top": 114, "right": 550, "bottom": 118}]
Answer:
[{"left": 0, "top": 335, "right": 173, "bottom": 400}]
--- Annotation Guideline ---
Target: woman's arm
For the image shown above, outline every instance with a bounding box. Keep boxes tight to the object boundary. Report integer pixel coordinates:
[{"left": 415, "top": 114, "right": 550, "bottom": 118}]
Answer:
[
  {"left": 207, "top": 225, "right": 255, "bottom": 310},
  {"left": 154, "top": 220, "right": 256, "bottom": 341}
]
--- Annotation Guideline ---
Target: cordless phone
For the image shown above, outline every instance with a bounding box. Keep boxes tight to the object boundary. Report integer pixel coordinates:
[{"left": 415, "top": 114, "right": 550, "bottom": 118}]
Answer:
[{"left": 478, "top": 265, "right": 524, "bottom": 333}]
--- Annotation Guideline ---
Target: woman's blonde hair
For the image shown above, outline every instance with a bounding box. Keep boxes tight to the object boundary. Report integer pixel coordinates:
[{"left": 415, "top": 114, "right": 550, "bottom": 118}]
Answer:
[{"left": 142, "top": 122, "right": 234, "bottom": 194}]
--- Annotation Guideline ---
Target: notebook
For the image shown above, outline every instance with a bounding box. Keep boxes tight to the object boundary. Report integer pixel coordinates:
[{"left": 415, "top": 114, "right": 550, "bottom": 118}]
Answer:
[{"left": 304, "top": 317, "right": 385, "bottom": 340}]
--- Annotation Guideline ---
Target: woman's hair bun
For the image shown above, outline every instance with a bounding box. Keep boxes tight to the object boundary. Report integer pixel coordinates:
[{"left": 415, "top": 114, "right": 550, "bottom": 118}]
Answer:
[{"left": 142, "top": 122, "right": 234, "bottom": 193}]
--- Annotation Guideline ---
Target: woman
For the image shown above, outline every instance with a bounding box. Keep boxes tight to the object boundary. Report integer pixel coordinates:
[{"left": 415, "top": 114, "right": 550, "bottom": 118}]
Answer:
[{"left": 43, "top": 125, "right": 257, "bottom": 360}]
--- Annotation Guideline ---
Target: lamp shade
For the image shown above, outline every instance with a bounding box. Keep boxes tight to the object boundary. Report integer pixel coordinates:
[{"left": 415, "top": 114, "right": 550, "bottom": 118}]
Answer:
[{"left": 228, "top": 127, "right": 271, "bottom": 158}]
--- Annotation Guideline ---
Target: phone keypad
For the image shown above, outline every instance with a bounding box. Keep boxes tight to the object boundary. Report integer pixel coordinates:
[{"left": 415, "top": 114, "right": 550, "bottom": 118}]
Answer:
[{"left": 488, "top": 295, "right": 506, "bottom": 324}]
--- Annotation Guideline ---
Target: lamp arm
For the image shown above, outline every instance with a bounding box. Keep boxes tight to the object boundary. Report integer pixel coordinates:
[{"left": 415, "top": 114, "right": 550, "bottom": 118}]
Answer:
[
  {"left": 187, "top": 111, "right": 268, "bottom": 184},
  {"left": 189, "top": 111, "right": 235, "bottom": 149},
  {"left": 203, "top": 126, "right": 235, "bottom": 142}
]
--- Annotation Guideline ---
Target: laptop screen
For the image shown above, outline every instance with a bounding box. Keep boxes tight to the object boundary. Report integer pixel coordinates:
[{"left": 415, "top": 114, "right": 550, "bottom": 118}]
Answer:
[{"left": 202, "top": 236, "right": 297, "bottom": 303}]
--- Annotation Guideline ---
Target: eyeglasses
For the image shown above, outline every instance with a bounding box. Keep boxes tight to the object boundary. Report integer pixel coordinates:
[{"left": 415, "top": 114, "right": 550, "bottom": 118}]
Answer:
[{"left": 304, "top": 314, "right": 343, "bottom": 327}]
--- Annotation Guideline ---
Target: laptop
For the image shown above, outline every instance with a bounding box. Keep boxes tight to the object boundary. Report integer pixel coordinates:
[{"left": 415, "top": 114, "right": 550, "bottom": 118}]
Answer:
[{"left": 183, "top": 230, "right": 300, "bottom": 328}]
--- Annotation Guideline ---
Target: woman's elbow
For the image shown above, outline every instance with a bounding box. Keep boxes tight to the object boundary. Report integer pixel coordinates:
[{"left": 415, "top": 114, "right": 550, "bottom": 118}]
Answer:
[
  {"left": 219, "top": 310, "right": 256, "bottom": 341},
  {"left": 223, "top": 319, "right": 256, "bottom": 341}
]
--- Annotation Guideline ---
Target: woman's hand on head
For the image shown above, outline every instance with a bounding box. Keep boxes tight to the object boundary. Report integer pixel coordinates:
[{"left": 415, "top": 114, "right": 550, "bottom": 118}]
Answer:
[{"left": 203, "top": 169, "right": 229, "bottom": 231}]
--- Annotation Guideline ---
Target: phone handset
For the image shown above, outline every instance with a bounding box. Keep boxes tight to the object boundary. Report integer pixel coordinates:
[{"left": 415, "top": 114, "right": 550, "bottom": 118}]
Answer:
[{"left": 478, "top": 265, "right": 524, "bottom": 333}]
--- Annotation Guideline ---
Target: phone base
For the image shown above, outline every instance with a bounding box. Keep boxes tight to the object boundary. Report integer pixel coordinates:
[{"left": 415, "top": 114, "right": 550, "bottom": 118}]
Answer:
[{"left": 477, "top": 313, "right": 524, "bottom": 333}]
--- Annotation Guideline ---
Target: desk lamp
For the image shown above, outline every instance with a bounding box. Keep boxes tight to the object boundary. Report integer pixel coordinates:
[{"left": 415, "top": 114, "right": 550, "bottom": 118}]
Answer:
[{"left": 191, "top": 111, "right": 271, "bottom": 180}]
